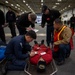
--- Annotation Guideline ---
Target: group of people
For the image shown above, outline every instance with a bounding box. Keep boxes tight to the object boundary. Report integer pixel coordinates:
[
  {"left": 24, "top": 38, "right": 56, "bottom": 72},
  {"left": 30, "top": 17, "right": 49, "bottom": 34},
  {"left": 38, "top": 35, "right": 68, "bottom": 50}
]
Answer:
[
  {"left": 0, "top": 5, "right": 73, "bottom": 75},
  {"left": 0, "top": 7, "right": 16, "bottom": 44},
  {"left": 41, "top": 5, "right": 73, "bottom": 65},
  {"left": 0, "top": 7, "right": 37, "bottom": 43}
]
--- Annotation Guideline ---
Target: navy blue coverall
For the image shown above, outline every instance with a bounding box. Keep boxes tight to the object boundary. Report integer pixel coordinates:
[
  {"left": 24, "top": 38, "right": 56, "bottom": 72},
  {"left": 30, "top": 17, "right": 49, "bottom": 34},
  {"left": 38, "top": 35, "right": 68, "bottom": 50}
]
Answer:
[
  {"left": 5, "top": 35, "right": 31, "bottom": 70},
  {"left": 41, "top": 9, "right": 61, "bottom": 46}
]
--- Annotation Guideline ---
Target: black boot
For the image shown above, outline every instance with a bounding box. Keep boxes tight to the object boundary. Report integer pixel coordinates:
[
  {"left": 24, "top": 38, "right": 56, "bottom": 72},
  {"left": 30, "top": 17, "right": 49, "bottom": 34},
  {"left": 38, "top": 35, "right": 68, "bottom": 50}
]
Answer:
[
  {"left": 41, "top": 40, "right": 44, "bottom": 45},
  {"left": 1, "top": 64, "right": 8, "bottom": 75},
  {"left": 34, "top": 41, "right": 38, "bottom": 44},
  {"left": 56, "top": 60, "right": 65, "bottom": 66}
]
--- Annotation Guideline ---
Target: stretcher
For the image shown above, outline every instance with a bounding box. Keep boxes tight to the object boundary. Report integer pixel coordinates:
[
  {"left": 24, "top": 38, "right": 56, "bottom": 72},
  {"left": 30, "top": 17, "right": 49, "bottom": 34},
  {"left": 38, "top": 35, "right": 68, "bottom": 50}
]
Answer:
[
  {"left": 24, "top": 40, "right": 57, "bottom": 75},
  {"left": 24, "top": 59, "right": 58, "bottom": 75}
]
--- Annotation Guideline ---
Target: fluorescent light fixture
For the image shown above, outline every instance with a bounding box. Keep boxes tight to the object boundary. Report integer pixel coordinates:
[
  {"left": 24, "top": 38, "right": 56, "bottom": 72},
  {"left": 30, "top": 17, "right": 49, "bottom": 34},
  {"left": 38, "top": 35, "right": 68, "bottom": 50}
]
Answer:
[
  {"left": 59, "top": 11, "right": 61, "bottom": 12},
  {"left": 18, "top": 8, "right": 20, "bottom": 10},
  {"left": 68, "top": 5, "right": 70, "bottom": 7},
  {"left": 22, "top": 12, "right": 24, "bottom": 14},
  {"left": 32, "top": 11, "right": 35, "bottom": 13},
  {"left": 55, "top": 3, "right": 60, "bottom": 5},
  {"left": 65, "top": 7, "right": 67, "bottom": 9},
  {"left": 5, "top": 1, "right": 8, "bottom": 3},
  {"left": 16, "top": 4, "right": 20, "bottom": 7},
  {"left": 41, "top": 3, "right": 43, "bottom": 5},
  {"left": 23, "top": 0, "right": 25, "bottom": 3},
  {"left": 25, "top": 10, "right": 27, "bottom": 12},
  {"left": 29, "top": 7, "right": 31, "bottom": 9},
  {"left": 41, "top": 0, "right": 43, "bottom": 2},
  {"left": 61, "top": 10, "right": 63, "bottom": 12},
  {"left": 15, "top": 6, "right": 17, "bottom": 8},
  {"left": 28, "top": 6, "right": 30, "bottom": 8},
  {"left": 30, "top": 8, "right": 35, "bottom": 14},
  {"left": 52, "top": 6, "right": 57, "bottom": 8},
  {"left": 25, "top": 3, "right": 35, "bottom": 14},
  {"left": 16, "top": 4, "right": 19, "bottom": 6},
  {"left": 63, "top": 9, "right": 65, "bottom": 10},
  {"left": 21, "top": 10, "right": 23, "bottom": 11},
  {"left": 31, "top": 9, "right": 33, "bottom": 11},
  {"left": 57, "top": 0, "right": 62, "bottom": 2},
  {"left": 26, "top": 4, "right": 28, "bottom": 6},
  {"left": 11, "top": 4, "right": 14, "bottom": 6}
]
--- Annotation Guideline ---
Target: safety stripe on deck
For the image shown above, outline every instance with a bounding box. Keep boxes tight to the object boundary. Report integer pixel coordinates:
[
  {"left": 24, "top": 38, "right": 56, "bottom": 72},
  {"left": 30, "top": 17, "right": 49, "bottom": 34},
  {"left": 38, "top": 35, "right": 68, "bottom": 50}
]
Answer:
[
  {"left": 5, "top": 33, "right": 46, "bottom": 37},
  {"left": 5, "top": 33, "right": 75, "bottom": 37}
]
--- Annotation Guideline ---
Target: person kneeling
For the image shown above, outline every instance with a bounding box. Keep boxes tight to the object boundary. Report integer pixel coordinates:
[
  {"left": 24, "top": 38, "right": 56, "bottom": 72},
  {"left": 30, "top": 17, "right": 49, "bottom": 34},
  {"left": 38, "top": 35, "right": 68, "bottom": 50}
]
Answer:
[
  {"left": 2, "top": 30, "right": 37, "bottom": 75},
  {"left": 53, "top": 18, "right": 72, "bottom": 66}
]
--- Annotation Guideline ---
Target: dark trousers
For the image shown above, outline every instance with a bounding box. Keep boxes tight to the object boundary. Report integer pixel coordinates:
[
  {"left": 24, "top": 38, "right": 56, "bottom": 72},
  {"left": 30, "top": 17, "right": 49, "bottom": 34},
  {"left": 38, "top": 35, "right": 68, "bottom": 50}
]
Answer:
[
  {"left": 46, "top": 25, "right": 54, "bottom": 46},
  {"left": 9, "top": 22, "right": 16, "bottom": 37},
  {"left": 0, "top": 26, "right": 6, "bottom": 43},
  {"left": 53, "top": 44, "right": 71, "bottom": 62},
  {"left": 70, "top": 24, "right": 75, "bottom": 31},
  {"left": 17, "top": 25, "right": 27, "bottom": 35},
  {"left": 6, "top": 59, "right": 27, "bottom": 71}
]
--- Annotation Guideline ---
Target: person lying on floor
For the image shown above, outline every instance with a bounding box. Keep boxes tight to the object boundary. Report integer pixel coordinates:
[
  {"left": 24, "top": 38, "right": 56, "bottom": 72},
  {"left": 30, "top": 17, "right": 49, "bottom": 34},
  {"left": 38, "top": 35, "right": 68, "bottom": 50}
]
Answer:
[
  {"left": 30, "top": 40, "right": 52, "bottom": 72},
  {"left": 2, "top": 30, "right": 37, "bottom": 75}
]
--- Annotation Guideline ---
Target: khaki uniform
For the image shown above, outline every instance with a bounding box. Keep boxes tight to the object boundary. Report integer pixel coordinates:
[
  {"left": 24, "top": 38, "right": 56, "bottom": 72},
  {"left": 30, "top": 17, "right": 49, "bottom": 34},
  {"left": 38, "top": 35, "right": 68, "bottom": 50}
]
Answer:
[{"left": 54, "top": 25, "right": 72, "bottom": 45}]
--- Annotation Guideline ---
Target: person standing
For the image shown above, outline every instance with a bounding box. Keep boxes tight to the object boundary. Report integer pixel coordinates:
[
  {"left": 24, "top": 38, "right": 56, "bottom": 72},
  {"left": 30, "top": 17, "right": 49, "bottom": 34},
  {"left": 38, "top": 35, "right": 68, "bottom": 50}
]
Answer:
[
  {"left": 70, "top": 14, "right": 75, "bottom": 31},
  {"left": 0, "top": 9, "right": 6, "bottom": 43},
  {"left": 41, "top": 5, "right": 61, "bottom": 47},
  {"left": 6, "top": 7, "right": 16, "bottom": 38},
  {"left": 16, "top": 12, "right": 37, "bottom": 35}
]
